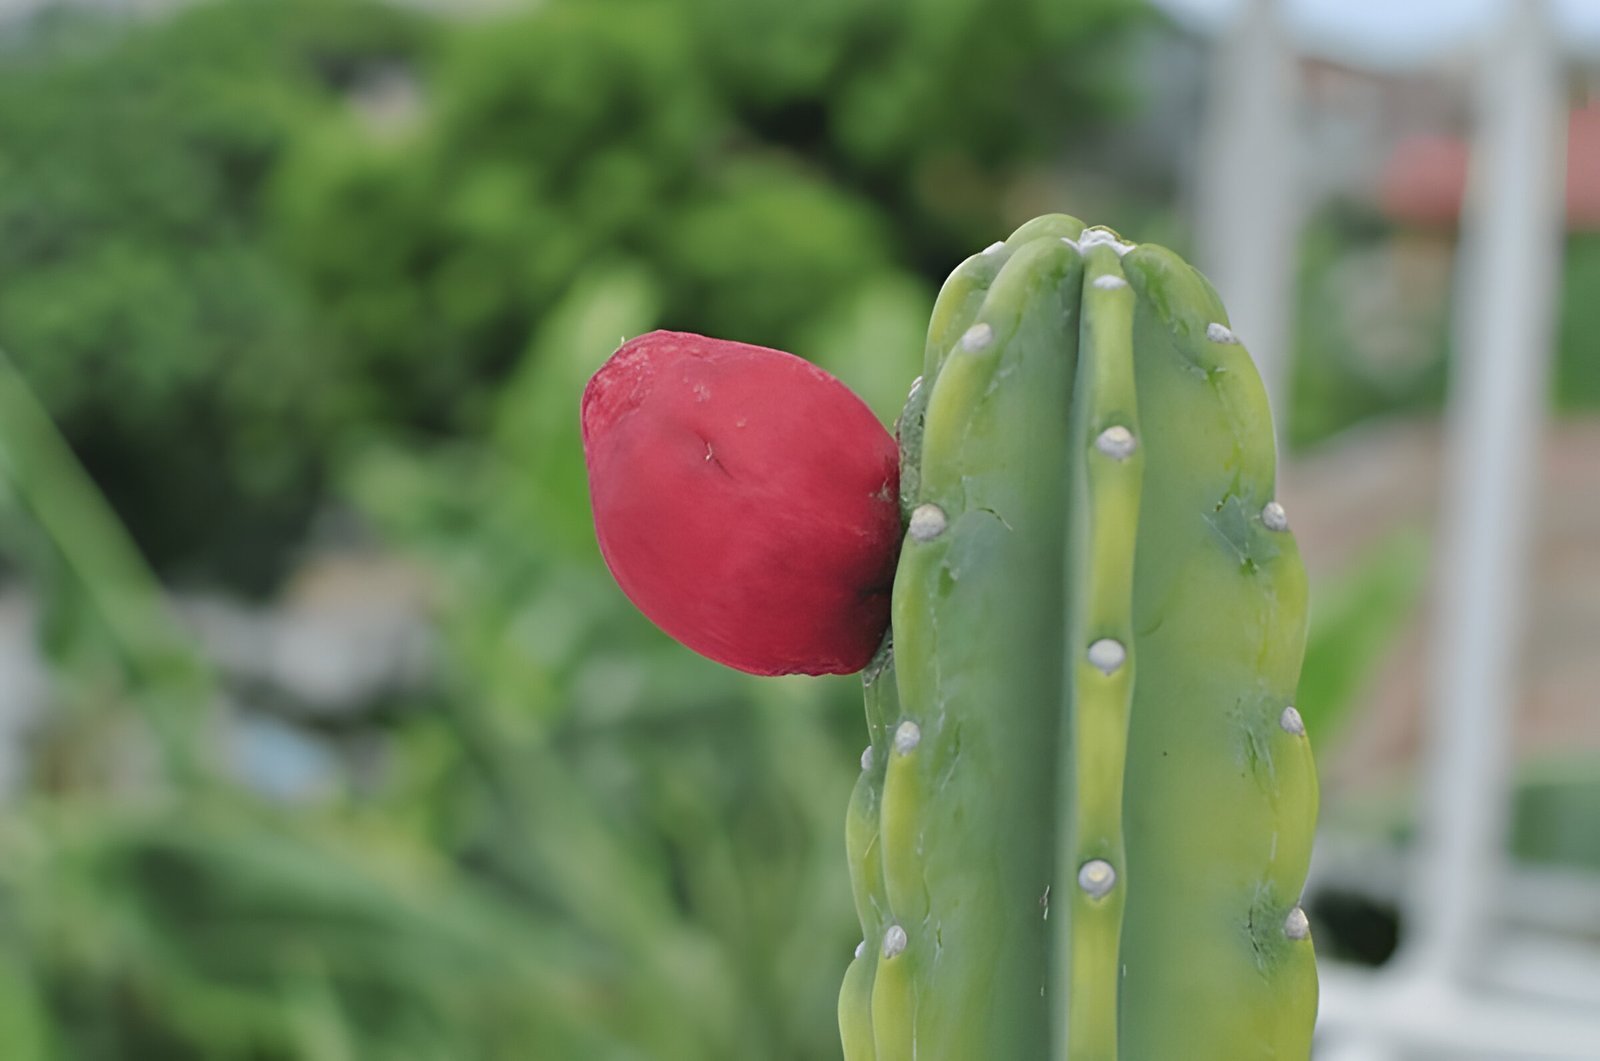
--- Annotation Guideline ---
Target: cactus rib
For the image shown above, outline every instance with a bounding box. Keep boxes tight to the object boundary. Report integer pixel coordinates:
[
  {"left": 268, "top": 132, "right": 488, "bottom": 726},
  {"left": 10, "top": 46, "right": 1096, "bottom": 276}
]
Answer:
[
  {"left": 1116, "top": 243, "right": 1317, "bottom": 1059},
  {"left": 1058, "top": 241, "right": 1143, "bottom": 1061}
]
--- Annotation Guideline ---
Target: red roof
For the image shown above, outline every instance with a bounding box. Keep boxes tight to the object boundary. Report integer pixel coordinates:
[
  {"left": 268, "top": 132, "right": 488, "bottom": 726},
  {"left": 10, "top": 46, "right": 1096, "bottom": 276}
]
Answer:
[{"left": 1381, "top": 103, "right": 1600, "bottom": 230}]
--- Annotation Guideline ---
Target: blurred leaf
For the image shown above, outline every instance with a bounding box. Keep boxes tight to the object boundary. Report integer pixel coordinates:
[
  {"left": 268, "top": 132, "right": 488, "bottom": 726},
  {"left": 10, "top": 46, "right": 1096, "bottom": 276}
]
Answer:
[
  {"left": 0, "top": 958, "right": 56, "bottom": 1061},
  {"left": 0, "top": 349, "right": 216, "bottom": 788},
  {"left": 493, "top": 261, "right": 663, "bottom": 552},
  {"left": 799, "top": 272, "right": 932, "bottom": 425},
  {"left": 1297, "top": 528, "right": 1429, "bottom": 741},
  {"left": 1555, "top": 233, "right": 1600, "bottom": 409},
  {"left": 656, "top": 157, "right": 893, "bottom": 344},
  {"left": 4, "top": 802, "right": 637, "bottom": 1060},
  {"left": 1510, "top": 759, "right": 1600, "bottom": 872}
]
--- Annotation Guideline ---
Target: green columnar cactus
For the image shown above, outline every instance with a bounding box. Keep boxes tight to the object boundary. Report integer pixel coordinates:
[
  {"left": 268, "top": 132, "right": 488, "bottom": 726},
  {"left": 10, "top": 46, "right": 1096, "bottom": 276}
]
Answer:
[{"left": 839, "top": 215, "right": 1318, "bottom": 1060}]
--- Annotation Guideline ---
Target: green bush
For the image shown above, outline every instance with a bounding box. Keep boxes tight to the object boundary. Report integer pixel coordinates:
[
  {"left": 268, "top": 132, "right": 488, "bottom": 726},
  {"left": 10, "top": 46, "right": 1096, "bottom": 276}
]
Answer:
[
  {"left": 0, "top": 0, "right": 1147, "bottom": 589},
  {"left": 0, "top": 0, "right": 430, "bottom": 590}
]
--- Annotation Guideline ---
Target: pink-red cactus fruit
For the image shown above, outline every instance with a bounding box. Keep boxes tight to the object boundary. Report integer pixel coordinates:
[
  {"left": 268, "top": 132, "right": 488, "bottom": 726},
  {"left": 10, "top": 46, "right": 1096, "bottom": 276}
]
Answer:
[{"left": 582, "top": 330, "right": 902, "bottom": 676}]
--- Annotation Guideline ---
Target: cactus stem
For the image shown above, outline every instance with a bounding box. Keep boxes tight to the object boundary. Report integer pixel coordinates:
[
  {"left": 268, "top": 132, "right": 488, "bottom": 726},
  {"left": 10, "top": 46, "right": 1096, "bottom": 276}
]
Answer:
[
  {"left": 1077, "top": 859, "right": 1118, "bottom": 900},
  {"left": 908, "top": 503, "right": 948, "bottom": 541},
  {"left": 844, "top": 219, "right": 1317, "bottom": 1061},
  {"left": 1094, "top": 426, "right": 1138, "bottom": 461},
  {"left": 1205, "top": 322, "right": 1240, "bottom": 345},
  {"left": 1087, "top": 638, "right": 1128, "bottom": 675},
  {"left": 960, "top": 323, "right": 995, "bottom": 353},
  {"left": 1279, "top": 706, "right": 1306, "bottom": 736},
  {"left": 862, "top": 746, "right": 876, "bottom": 772}
]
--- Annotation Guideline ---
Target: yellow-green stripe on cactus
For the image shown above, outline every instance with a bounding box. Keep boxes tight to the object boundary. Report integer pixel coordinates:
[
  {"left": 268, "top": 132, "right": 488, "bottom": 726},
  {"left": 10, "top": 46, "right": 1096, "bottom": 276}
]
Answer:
[
  {"left": 838, "top": 216, "right": 1317, "bottom": 1060},
  {"left": 581, "top": 213, "right": 1317, "bottom": 1060}
]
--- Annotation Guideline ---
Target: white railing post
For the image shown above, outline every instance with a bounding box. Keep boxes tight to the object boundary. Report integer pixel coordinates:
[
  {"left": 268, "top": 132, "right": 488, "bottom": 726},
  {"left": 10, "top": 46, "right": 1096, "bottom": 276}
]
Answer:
[
  {"left": 1401, "top": 0, "right": 1568, "bottom": 982},
  {"left": 1195, "top": 0, "right": 1300, "bottom": 452}
]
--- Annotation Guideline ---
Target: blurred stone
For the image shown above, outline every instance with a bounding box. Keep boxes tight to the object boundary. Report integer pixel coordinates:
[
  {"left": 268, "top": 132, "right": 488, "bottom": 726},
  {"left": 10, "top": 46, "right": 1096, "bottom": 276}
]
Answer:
[
  {"left": 0, "top": 549, "right": 434, "bottom": 799},
  {"left": 226, "top": 710, "right": 341, "bottom": 801},
  {"left": 180, "top": 549, "right": 434, "bottom": 717}
]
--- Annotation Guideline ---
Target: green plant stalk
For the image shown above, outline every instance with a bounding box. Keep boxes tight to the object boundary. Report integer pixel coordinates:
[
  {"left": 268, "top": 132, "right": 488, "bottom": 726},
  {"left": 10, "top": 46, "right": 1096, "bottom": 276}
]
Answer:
[
  {"left": 0, "top": 348, "right": 217, "bottom": 790},
  {"left": 840, "top": 217, "right": 1318, "bottom": 1059}
]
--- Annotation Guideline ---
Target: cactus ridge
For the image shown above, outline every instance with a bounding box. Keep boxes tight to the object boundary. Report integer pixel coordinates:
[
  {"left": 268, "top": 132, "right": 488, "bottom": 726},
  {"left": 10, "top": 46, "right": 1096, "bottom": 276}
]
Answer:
[
  {"left": 839, "top": 216, "right": 1318, "bottom": 1060},
  {"left": 1059, "top": 239, "right": 1142, "bottom": 1060}
]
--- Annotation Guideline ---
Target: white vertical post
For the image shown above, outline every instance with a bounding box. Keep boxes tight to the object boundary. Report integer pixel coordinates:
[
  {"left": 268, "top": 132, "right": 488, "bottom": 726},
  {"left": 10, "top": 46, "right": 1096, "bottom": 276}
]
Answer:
[
  {"left": 1403, "top": 0, "right": 1567, "bottom": 981},
  {"left": 1194, "top": 0, "right": 1300, "bottom": 452}
]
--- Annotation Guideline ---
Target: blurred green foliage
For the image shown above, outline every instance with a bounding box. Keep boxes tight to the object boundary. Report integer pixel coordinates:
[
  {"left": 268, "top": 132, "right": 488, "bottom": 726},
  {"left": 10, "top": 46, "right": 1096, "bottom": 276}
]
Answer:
[
  {"left": 1287, "top": 211, "right": 1449, "bottom": 449},
  {"left": 0, "top": 0, "right": 432, "bottom": 590},
  {"left": 1290, "top": 214, "right": 1600, "bottom": 450},
  {"left": 1511, "top": 758, "right": 1600, "bottom": 871},
  {"left": 1296, "top": 529, "right": 1429, "bottom": 744},
  {"left": 1555, "top": 234, "right": 1600, "bottom": 410},
  {"left": 0, "top": 0, "right": 1144, "bottom": 591},
  {"left": 0, "top": 1, "right": 1150, "bottom": 1058}
]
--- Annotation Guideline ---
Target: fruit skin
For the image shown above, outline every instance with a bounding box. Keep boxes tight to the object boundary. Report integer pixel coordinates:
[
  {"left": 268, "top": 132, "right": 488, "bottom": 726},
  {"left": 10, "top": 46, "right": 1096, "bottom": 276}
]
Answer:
[{"left": 582, "top": 330, "right": 901, "bottom": 676}]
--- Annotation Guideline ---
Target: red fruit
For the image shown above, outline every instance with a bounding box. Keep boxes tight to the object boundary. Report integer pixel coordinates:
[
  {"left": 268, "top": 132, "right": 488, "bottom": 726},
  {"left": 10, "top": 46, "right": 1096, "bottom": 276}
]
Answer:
[{"left": 582, "top": 330, "right": 901, "bottom": 676}]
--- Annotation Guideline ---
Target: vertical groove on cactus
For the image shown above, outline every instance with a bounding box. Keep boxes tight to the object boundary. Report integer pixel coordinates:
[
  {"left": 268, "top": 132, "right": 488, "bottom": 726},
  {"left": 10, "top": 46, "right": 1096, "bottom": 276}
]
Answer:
[
  {"left": 1058, "top": 240, "right": 1143, "bottom": 1061},
  {"left": 841, "top": 215, "right": 1318, "bottom": 1060}
]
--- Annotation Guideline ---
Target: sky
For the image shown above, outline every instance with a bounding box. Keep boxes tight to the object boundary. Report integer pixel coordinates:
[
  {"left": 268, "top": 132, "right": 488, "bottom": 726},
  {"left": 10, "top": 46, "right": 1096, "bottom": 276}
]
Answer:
[{"left": 1154, "top": 0, "right": 1600, "bottom": 67}]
